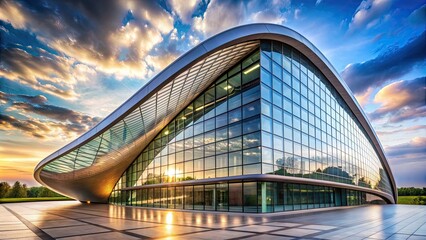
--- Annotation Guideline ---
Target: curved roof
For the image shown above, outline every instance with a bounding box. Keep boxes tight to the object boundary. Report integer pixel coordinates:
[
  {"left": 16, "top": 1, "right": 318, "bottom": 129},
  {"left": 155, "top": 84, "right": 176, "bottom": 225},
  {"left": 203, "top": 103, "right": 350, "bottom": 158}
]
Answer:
[{"left": 34, "top": 23, "right": 397, "bottom": 203}]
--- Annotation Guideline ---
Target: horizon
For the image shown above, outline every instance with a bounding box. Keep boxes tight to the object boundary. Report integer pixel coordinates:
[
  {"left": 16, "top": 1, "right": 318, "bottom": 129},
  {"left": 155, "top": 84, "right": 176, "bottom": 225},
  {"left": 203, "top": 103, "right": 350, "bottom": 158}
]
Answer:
[{"left": 0, "top": 0, "right": 425, "bottom": 188}]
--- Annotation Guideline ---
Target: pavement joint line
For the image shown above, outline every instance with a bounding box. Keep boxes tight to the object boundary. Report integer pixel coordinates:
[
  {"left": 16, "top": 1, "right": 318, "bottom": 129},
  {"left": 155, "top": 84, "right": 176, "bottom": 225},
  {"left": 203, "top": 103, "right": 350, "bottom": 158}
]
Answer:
[
  {"left": 3, "top": 205, "right": 55, "bottom": 240},
  {"left": 44, "top": 208, "right": 250, "bottom": 239},
  {"left": 15, "top": 204, "right": 153, "bottom": 239},
  {"left": 29, "top": 206, "right": 328, "bottom": 239},
  {"left": 23, "top": 204, "right": 240, "bottom": 230},
  {"left": 35, "top": 223, "right": 88, "bottom": 230},
  {"left": 223, "top": 225, "right": 339, "bottom": 239},
  {"left": 410, "top": 222, "right": 426, "bottom": 239},
  {"left": 14, "top": 203, "right": 353, "bottom": 239},
  {"left": 304, "top": 210, "right": 426, "bottom": 240},
  {"left": 39, "top": 210, "right": 153, "bottom": 239},
  {"left": 343, "top": 210, "right": 426, "bottom": 239},
  {"left": 4, "top": 202, "right": 426, "bottom": 240},
  {"left": 43, "top": 208, "right": 245, "bottom": 231}
]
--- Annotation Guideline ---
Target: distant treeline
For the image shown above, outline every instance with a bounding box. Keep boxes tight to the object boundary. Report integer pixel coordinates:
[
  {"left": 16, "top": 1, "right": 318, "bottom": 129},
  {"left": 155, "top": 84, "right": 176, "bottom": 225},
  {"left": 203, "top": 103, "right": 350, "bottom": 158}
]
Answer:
[
  {"left": 398, "top": 187, "right": 426, "bottom": 196},
  {"left": 0, "top": 181, "right": 64, "bottom": 198}
]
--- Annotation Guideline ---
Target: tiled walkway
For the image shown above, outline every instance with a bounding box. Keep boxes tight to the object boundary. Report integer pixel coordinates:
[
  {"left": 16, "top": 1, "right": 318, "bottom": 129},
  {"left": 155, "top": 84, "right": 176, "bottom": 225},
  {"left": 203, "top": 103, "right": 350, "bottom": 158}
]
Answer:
[{"left": 0, "top": 201, "right": 425, "bottom": 239}]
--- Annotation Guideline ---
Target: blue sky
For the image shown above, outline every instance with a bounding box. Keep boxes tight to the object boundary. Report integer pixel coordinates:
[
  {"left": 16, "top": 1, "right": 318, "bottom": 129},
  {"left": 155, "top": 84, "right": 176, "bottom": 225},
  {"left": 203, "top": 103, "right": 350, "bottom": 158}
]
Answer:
[{"left": 0, "top": 0, "right": 425, "bottom": 187}]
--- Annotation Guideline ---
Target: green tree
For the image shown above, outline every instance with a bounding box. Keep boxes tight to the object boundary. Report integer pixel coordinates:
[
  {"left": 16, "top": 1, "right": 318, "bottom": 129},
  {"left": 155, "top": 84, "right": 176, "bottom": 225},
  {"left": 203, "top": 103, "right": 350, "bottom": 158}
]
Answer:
[
  {"left": 7, "top": 181, "right": 27, "bottom": 198},
  {"left": 398, "top": 187, "right": 426, "bottom": 196},
  {"left": 0, "top": 182, "right": 11, "bottom": 198},
  {"left": 37, "top": 187, "right": 62, "bottom": 197},
  {"left": 27, "top": 186, "right": 42, "bottom": 197}
]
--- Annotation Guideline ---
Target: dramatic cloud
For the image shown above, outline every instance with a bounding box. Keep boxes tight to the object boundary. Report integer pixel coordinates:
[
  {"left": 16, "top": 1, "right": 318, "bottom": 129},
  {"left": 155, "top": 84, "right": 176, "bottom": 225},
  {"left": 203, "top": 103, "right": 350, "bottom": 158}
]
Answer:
[
  {"left": 0, "top": 91, "right": 101, "bottom": 140},
  {"left": 9, "top": 102, "right": 101, "bottom": 126},
  {"left": 385, "top": 137, "right": 426, "bottom": 163},
  {"left": 348, "top": 0, "right": 392, "bottom": 31},
  {"left": 342, "top": 31, "right": 426, "bottom": 95},
  {"left": 0, "top": 0, "right": 174, "bottom": 80},
  {"left": 0, "top": 91, "right": 47, "bottom": 105},
  {"left": 369, "top": 77, "right": 426, "bottom": 123},
  {"left": 193, "top": 0, "right": 245, "bottom": 36},
  {"left": 194, "top": 0, "right": 289, "bottom": 36},
  {"left": 377, "top": 125, "right": 426, "bottom": 136},
  {"left": 0, "top": 47, "right": 79, "bottom": 99},
  {"left": 169, "top": 0, "right": 200, "bottom": 23},
  {"left": 385, "top": 137, "right": 426, "bottom": 187},
  {"left": 0, "top": 113, "right": 95, "bottom": 139}
]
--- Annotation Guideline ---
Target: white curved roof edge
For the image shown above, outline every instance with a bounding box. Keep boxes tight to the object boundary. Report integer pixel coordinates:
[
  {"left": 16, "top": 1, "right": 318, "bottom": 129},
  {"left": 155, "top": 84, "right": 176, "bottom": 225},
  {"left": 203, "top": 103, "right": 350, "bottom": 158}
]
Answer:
[{"left": 34, "top": 23, "right": 397, "bottom": 202}]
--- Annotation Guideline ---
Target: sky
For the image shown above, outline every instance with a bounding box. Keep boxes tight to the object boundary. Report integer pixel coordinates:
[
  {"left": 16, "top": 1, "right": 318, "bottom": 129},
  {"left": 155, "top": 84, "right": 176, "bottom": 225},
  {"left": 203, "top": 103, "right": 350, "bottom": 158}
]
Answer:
[{"left": 0, "top": 0, "right": 425, "bottom": 188}]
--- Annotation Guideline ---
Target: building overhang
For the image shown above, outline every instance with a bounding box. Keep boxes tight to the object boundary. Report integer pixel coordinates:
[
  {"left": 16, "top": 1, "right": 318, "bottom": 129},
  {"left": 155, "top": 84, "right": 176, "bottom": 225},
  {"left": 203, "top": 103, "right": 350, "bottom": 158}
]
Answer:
[{"left": 34, "top": 23, "right": 397, "bottom": 203}]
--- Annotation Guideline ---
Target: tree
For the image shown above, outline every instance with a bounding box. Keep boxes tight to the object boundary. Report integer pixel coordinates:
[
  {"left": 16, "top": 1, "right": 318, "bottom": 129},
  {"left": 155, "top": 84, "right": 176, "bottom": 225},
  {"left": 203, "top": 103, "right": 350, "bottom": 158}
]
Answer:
[
  {"left": 37, "top": 187, "right": 62, "bottom": 197},
  {"left": 7, "top": 181, "right": 27, "bottom": 198},
  {"left": 0, "top": 182, "right": 10, "bottom": 198},
  {"left": 27, "top": 187, "right": 41, "bottom": 197}
]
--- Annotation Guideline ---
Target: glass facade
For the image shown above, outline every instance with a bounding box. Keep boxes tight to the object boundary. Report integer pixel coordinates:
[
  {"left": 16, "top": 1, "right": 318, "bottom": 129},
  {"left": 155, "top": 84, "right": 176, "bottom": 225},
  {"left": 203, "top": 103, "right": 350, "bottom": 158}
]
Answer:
[
  {"left": 258, "top": 40, "right": 392, "bottom": 196},
  {"left": 111, "top": 50, "right": 262, "bottom": 191},
  {"left": 109, "top": 181, "right": 384, "bottom": 213},
  {"left": 109, "top": 41, "right": 392, "bottom": 212}
]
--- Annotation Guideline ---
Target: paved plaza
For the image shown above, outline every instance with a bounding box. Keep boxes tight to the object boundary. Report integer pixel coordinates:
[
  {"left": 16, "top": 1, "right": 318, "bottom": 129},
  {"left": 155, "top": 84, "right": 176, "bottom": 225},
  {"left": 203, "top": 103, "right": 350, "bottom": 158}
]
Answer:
[{"left": 0, "top": 201, "right": 425, "bottom": 239}]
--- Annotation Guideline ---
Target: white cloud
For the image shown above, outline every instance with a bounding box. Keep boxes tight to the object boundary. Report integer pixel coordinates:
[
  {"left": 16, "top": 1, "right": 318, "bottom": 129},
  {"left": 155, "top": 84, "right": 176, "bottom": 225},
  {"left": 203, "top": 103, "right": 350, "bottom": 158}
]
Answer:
[
  {"left": 193, "top": 0, "right": 290, "bottom": 37},
  {"left": 188, "top": 34, "right": 201, "bottom": 46},
  {"left": 0, "top": 0, "right": 174, "bottom": 83},
  {"left": 169, "top": 0, "right": 199, "bottom": 23},
  {"left": 193, "top": 0, "right": 245, "bottom": 37},
  {"left": 294, "top": 8, "right": 301, "bottom": 20},
  {"left": 250, "top": 9, "right": 287, "bottom": 24},
  {"left": 348, "top": 0, "right": 392, "bottom": 32},
  {"left": 170, "top": 28, "right": 179, "bottom": 41}
]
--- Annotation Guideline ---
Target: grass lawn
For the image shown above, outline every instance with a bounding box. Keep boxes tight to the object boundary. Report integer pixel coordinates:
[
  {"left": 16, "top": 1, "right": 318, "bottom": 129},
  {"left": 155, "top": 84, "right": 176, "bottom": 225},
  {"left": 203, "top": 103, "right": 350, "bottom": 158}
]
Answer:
[
  {"left": 0, "top": 197, "right": 72, "bottom": 203},
  {"left": 398, "top": 196, "right": 426, "bottom": 205}
]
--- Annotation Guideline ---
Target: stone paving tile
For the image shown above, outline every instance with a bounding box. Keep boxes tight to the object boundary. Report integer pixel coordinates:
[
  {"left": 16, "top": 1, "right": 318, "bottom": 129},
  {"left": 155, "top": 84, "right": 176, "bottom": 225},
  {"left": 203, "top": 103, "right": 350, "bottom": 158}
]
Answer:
[
  {"left": 367, "top": 231, "right": 395, "bottom": 239},
  {"left": 31, "top": 219, "right": 86, "bottom": 229},
  {"left": 273, "top": 228, "right": 320, "bottom": 237},
  {"left": 408, "top": 235, "right": 426, "bottom": 240},
  {"left": 261, "top": 222, "right": 301, "bottom": 227},
  {"left": 159, "top": 229, "right": 255, "bottom": 240},
  {"left": 127, "top": 225, "right": 208, "bottom": 238},
  {"left": 1, "top": 202, "right": 426, "bottom": 240},
  {"left": 43, "top": 224, "right": 111, "bottom": 238},
  {"left": 299, "top": 224, "right": 337, "bottom": 230},
  {"left": 83, "top": 217, "right": 160, "bottom": 230},
  {"left": 46, "top": 212, "right": 99, "bottom": 219},
  {"left": 0, "top": 223, "right": 28, "bottom": 231},
  {"left": 6, "top": 237, "right": 42, "bottom": 240},
  {"left": 229, "top": 225, "right": 282, "bottom": 232},
  {"left": 414, "top": 223, "right": 426, "bottom": 236},
  {"left": 0, "top": 229, "right": 39, "bottom": 239},
  {"left": 386, "top": 233, "right": 411, "bottom": 240},
  {"left": 244, "top": 234, "right": 294, "bottom": 240},
  {"left": 57, "top": 232, "right": 141, "bottom": 240},
  {"left": 15, "top": 214, "right": 67, "bottom": 222}
]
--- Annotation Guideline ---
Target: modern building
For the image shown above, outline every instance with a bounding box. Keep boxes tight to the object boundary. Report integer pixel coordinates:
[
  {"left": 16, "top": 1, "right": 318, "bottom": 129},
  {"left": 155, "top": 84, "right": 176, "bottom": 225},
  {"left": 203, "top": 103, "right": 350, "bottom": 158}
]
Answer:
[{"left": 34, "top": 24, "right": 397, "bottom": 213}]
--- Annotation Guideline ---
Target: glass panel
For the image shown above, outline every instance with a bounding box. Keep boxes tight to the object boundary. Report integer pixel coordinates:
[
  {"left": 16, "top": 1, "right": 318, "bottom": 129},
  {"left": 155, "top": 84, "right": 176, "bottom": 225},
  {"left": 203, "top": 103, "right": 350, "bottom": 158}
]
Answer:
[
  {"left": 184, "top": 186, "right": 193, "bottom": 210},
  {"left": 194, "top": 185, "right": 204, "bottom": 210},
  {"left": 205, "top": 184, "right": 215, "bottom": 211},
  {"left": 216, "top": 183, "right": 228, "bottom": 211},
  {"left": 229, "top": 183, "right": 243, "bottom": 212},
  {"left": 244, "top": 182, "right": 257, "bottom": 213}
]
